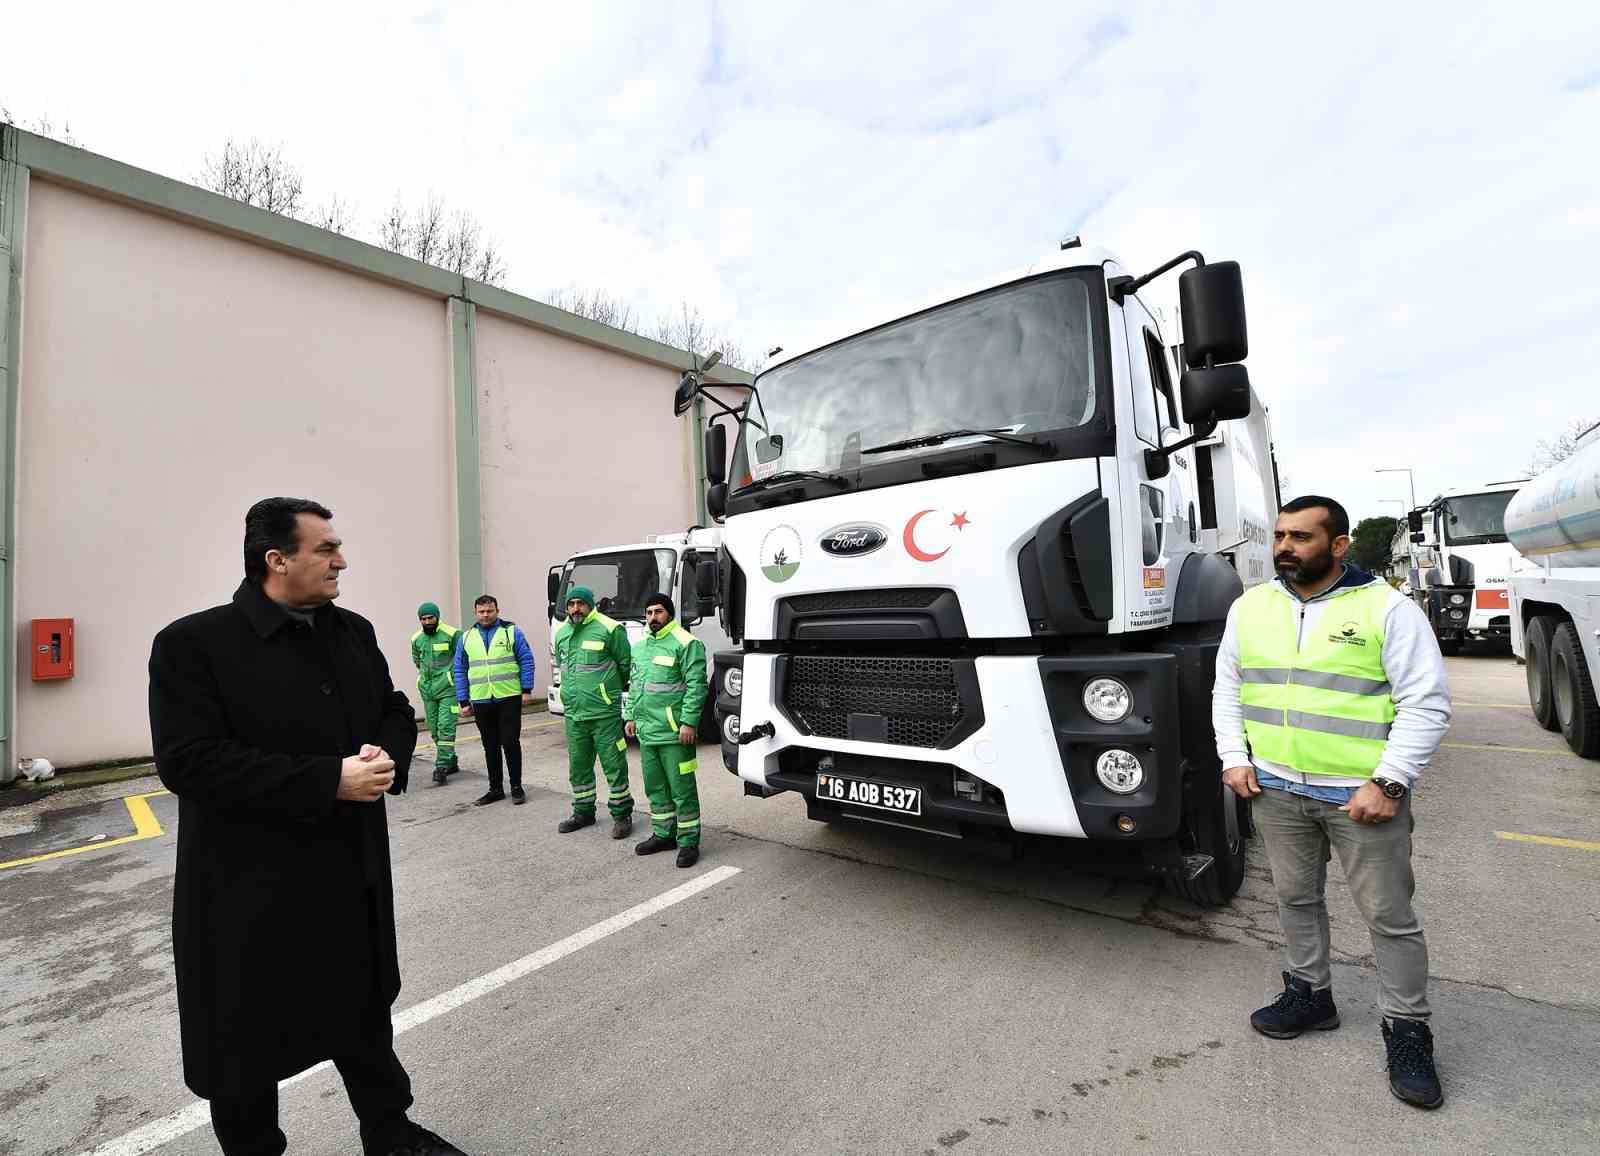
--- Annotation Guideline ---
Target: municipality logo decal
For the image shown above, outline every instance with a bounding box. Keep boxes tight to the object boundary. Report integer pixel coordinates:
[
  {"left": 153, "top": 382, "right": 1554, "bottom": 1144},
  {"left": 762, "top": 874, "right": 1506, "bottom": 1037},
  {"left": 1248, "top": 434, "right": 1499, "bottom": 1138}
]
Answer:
[
  {"left": 759, "top": 524, "right": 803, "bottom": 582},
  {"left": 1329, "top": 621, "right": 1367, "bottom": 646}
]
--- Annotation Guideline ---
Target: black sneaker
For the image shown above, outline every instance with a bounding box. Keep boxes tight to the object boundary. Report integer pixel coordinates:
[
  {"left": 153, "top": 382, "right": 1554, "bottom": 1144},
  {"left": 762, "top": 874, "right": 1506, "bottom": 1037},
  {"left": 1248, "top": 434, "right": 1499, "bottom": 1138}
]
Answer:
[
  {"left": 611, "top": 816, "right": 634, "bottom": 840},
  {"left": 1249, "top": 971, "right": 1340, "bottom": 1039},
  {"left": 444, "top": 763, "right": 461, "bottom": 776},
  {"left": 379, "top": 1122, "right": 468, "bottom": 1155},
  {"left": 675, "top": 845, "right": 700, "bottom": 869},
  {"left": 473, "top": 790, "right": 505, "bottom": 807},
  {"left": 511, "top": 787, "right": 526, "bottom": 805},
  {"left": 558, "top": 812, "right": 596, "bottom": 833},
  {"left": 432, "top": 769, "right": 447, "bottom": 786},
  {"left": 635, "top": 834, "right": 676, "bottom": 856},
  {"left": 1383, "top": 1018, "right": 1443, "bottom": 1108}
]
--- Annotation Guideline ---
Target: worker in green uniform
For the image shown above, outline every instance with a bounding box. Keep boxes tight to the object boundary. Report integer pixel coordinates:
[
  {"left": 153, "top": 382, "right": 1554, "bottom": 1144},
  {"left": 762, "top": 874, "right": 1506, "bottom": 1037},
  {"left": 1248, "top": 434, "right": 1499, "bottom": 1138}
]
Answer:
[
  {"left": 551, "top": 585, "right": 636, "bottom": 837},
  {"left": 624, "top": 592, "right": 706, "bottom": 868},
  {"left": 410, "top": 601, "right": 461, "bottom": 786}
]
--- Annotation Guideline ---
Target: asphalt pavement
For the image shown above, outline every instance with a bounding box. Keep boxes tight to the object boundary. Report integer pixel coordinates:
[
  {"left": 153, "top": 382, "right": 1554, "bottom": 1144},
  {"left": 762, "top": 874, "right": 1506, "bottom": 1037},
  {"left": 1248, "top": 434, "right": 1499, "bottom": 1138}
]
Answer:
[{"left": 2, "top": 653, "right": 1597, "bottom": 1155}]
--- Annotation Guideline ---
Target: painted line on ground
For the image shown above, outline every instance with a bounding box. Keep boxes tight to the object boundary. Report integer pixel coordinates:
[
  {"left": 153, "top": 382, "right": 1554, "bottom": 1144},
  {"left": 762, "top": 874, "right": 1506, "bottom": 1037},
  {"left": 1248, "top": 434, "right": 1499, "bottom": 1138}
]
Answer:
[
  {"left": 0, "top": 790, "right": 169, "bottom": 872},
  {"left": 1441, "top": 741, "right": 1579, "bottom": 758},
  {"left": 416, "top": 717, "right": 563, "bottom": 756},
  {"left": 80, "top": 864, "right": 743, "bottom": 1156},
  {"left": 1494, "top": 830, "right": 1600, "bottom": 853},
  {"left": 1452, "top": 701, "right": 1533, "bottom": 709}
]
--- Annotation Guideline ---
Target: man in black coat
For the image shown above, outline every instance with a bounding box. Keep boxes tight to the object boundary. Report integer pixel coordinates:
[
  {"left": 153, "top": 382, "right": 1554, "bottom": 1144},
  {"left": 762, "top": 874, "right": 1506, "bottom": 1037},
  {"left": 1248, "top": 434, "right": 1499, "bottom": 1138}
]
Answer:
[{"left": 149, "top": 497, "right": 465, "bottom": 1156}]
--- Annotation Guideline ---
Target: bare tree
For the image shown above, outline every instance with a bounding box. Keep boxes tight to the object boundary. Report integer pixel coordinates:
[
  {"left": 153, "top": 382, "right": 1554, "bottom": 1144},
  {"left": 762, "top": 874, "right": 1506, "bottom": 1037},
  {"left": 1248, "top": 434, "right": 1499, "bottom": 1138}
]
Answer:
[
  {"left": 309, "top": 195, "right": 354, "bottom": 236},
  {"left": 546, "top": 287, "right": 641, "bottom": 333},
  {"left": 378, "top": 196, "right": 409, "bottom": 252},
  {"left": 1530, "top": 416, "right": 1600, "bottom": 473},
  {"left": 199, "top": 139, "right": 304, "bottom": 216},
  {"left": 655, "top": 300, "right": 763, "bottom": 372},
  {"left": 373, "top": 196, "right": 506, "bottom": 285},
  {"left": 1, "top": 108, "right": 78, "bottom": 146}
]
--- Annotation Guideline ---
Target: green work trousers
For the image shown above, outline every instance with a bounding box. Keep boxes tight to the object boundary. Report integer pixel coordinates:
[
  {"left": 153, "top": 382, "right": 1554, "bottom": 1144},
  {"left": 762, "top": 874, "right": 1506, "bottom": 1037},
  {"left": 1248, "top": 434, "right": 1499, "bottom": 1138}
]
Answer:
[
  {"left": 565, "top": 714, "right": 634, "bottom": 818},
  {"left": 420, "top": 688, "right": 459, "bottom": 769},
  {"left": 640, "top": 741, "right": 700, "bottom": 847}
]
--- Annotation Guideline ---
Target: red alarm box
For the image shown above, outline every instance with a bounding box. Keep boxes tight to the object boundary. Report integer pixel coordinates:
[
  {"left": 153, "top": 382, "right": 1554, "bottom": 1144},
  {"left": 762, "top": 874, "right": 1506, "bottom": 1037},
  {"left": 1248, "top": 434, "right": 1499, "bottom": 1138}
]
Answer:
[{"left": 31, "top": 618, "right": 74, "bottom": 681}]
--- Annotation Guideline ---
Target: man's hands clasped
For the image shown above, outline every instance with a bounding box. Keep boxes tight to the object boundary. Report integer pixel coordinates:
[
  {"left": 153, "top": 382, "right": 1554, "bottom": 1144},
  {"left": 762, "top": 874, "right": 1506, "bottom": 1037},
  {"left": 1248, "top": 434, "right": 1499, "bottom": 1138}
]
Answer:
[{"left": 338, "top": 743, "right": 395, "bottom": 802}]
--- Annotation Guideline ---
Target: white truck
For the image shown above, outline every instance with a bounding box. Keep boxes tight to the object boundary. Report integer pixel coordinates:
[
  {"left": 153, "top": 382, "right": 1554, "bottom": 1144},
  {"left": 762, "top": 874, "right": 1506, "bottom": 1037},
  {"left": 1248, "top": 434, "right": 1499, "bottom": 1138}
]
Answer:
[
  {"left": 544, "top": 528, "right": 729, "bottom": 734},
  {"left": 1507, "top": 424, "right": 1600, "bottom": 758},
  {"left": 674, "top": 242, "right": 1281, "bottom": 905},
  {"left": 1402, "top": 482, "right": 1524, "bottom": 653}
]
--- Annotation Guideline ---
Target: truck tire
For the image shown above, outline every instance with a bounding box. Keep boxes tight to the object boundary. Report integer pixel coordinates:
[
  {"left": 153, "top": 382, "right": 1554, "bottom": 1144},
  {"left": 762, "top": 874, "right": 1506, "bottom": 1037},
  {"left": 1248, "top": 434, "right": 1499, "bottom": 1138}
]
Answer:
[
  {"left": 1551, "top": 622, "right": 1600, "bottom": 758},
  {"left": 1174, "top": 780, "right": 1248, "bottom": 907},
  {"left": 1524, "top": 616, "right": 1558, "bottom": 732}
]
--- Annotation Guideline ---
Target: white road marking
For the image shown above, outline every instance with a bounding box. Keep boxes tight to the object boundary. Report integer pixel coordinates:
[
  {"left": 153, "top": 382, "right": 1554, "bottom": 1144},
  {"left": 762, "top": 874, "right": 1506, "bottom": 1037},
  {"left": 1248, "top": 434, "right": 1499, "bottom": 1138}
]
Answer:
[{"left": 82, "top": 865, "right": 742, "bottom": 1155}]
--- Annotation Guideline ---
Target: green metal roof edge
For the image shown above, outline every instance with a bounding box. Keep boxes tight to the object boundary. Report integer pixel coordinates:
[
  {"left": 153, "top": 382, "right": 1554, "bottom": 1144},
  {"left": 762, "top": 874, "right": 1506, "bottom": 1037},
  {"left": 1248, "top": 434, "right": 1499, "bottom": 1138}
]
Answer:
[{"left": 6, "top": 127, "right": 753, "bottom": 385}]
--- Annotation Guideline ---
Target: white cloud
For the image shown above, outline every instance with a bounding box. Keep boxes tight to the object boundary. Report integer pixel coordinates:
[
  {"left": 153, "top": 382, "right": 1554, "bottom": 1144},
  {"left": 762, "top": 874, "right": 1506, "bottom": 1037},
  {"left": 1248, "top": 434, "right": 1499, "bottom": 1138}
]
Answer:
[{"left": 6, "top": 0, "right": 1598, "bottom": 518}]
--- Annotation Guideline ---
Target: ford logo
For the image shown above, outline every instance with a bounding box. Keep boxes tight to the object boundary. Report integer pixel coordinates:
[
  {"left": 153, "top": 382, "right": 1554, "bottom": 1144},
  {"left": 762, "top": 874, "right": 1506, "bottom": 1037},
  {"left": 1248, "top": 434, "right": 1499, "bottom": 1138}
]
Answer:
[{"left": 820, "top": 524, "right": 888, "bottom": 557}]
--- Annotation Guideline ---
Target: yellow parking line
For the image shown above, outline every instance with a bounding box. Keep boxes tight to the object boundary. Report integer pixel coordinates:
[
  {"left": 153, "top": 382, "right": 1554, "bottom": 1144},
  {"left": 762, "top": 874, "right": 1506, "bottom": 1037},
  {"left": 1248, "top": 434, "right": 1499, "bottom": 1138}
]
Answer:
[
  {"left": 1452, "top": 701, "right": 1530, "bottom": 709},
  {"left": 1495, "top": 830, "right": 1600, "bottom": 853},
  {"left": 0, "top": 789, "right": 170, "bottom": 872},
  {"left": 1441, "top": 741, "right": 1578, "bottom": 758},
  {"left": 417, "top": 717, "right": 563, "bottom": 754}
]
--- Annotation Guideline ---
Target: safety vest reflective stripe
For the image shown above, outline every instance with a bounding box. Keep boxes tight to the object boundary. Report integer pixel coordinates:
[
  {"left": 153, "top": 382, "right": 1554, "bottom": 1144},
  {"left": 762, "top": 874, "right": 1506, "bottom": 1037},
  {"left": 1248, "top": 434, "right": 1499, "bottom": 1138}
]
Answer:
[
  {"left": 1241, "top": 704, "right": 1393, "bottom": 742},
  {"left": 573, "top": 661, "right": 615, "bottom": 674},
  {"left": 1240, "top": 667, "right": 1391, "bottom": 696},
  {"left": 462, "top": 627, "right": 520, "bottom": 701},
  {"left": 644, "top": 681, "right": 687, "bottom": 694},
  {"left": 676, "top": 817, "right": 701, "bottom": 828}
]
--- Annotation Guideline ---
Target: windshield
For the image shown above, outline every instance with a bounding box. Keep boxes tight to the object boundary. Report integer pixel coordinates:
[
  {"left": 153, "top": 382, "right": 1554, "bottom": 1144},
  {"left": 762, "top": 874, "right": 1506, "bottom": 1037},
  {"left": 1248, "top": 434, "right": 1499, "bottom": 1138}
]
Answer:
[
  {"left": 557, "top": 550, "right": 675, "bottom": 621},
  {"left": 1440, "top": 491, "right": 1514, "bottom": 546},
  {"left": 733, "top": 271, "right": 1100, "bottom": 485}
]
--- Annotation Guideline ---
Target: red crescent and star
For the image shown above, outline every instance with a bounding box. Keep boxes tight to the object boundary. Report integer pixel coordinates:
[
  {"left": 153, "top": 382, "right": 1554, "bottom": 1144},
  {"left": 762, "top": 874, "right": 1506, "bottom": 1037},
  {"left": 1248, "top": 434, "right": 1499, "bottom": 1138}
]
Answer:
[{"left": 903, "top": 509, "right": 971, "bottom": 562}]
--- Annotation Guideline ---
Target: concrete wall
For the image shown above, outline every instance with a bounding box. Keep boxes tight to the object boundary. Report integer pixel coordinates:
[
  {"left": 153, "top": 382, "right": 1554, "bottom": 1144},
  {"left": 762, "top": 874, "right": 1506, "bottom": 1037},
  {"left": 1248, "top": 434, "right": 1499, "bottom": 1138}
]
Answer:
[
  {"left": 13, "top": 180, "right": 456, "bottom": 765},
  {"left": 474, "top": 311, "right": 698, "bottom": 672}
]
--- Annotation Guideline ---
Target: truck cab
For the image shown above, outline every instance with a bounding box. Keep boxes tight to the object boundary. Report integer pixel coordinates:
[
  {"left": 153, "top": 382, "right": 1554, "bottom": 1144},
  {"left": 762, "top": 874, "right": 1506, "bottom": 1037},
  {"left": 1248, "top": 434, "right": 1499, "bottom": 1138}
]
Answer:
[
  {"left": 545, "top": 529, "right": 727, "bottom": 734},
  {"left": 1404, "top": 483, "right": 1523, "bottom": 653},
  {"left": 675, "top": 244, "right": 1281, "bottom": 906}
]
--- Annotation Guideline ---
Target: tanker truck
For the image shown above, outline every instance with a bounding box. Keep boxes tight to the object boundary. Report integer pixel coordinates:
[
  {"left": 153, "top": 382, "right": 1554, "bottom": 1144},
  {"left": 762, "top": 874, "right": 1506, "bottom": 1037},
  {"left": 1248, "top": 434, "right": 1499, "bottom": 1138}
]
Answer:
[{"left": 1507, "top": 422, "right": 1600, "bottom": 757}]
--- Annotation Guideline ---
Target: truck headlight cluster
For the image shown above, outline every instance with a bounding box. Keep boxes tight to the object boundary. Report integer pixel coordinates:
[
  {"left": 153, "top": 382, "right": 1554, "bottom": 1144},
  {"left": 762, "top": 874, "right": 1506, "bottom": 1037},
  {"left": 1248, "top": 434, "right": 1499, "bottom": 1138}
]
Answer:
[
  {"left": 1082, "top": 677, "right": 1133, "bottom": 723},
  {"left": 1450, "top": 609, "right": 1466, "bottom": 621},
  {"left": 1449, "top": 594, "right": 1467, "bottom": 606},
  {"left": 722, "top": 713, "right": 741, "bottom": 745},
  {"left": 1096, "top": 749, "right": 1144, "bottom": 794},
  {"left": 724, "top": 666, "right": 743, "bottom": 698}
]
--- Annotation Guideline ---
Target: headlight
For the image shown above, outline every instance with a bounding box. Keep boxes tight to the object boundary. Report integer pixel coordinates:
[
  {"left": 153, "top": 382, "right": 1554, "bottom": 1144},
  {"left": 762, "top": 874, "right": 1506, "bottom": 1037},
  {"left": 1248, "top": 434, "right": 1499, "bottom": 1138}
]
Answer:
[
  {"left": 1450, "top": 610, "right": 1465, "bottom": 620},
  {"left": 1082, "top": 677, "right": 1133, "bottom": 723},
  {"left": 1096, "top": 749, "right": 1144, "bottom": 794},
  {"left": 722, "top": 713, "right": 741, "bottom": 745},
  {"left": 724, "top": 666, "right": 743, "bottom": 698},
  {"left": 1449, "top": 594, "right": 1466, "bottom": 606}
]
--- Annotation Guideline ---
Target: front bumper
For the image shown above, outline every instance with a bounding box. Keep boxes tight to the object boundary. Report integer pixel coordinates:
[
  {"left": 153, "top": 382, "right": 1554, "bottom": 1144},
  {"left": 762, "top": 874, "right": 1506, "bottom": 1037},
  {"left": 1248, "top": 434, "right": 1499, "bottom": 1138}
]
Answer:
[{"left": 730, "top": 650, "right": 1186, "bottom": 841}]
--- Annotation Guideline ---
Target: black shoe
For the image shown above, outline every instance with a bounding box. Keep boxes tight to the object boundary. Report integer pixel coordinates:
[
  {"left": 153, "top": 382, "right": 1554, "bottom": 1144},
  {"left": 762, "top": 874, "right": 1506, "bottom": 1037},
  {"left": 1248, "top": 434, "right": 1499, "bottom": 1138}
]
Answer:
[
  {"left": 635, "top": 833, "right": 676, "bottom": 856},
  {"left": 473, "top": 790, "right": 505, "bottom": 807},
  {"left": 1383, "top": 1018, "right": 1444, "bottom": 1108},
  {"left": 611, "top": 816, "right": 634, "bottom": 840},
  {"left": 380, "top": 1122, "right": 468, "bottom": 1156},
  {"left": 444, "top": 763, "right": 461, "bottom": 776},
  {"left": 432, "top": 769, "right": 447, "bottom": 786},
  {"left": 558, "top": 812, "right": 596, "bottom": 833},
  {"left": 676, "top": 845, "right": 700, "bottom": 868},
  {"left": 1249, "top": 971, "right": 1340, "bottom": 1039},
  {"left": 511, "top": 787, "right": 526, "bottom": 805}
]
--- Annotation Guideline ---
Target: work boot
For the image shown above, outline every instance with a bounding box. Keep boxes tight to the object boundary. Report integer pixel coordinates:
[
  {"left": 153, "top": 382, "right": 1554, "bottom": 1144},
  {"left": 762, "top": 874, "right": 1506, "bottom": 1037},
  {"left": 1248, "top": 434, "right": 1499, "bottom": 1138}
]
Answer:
[
  {"left": 611, "top": 816, "right": 634, "bottom": 839},
  {"left": 444, "top": 762, "right": 461, "bottom": 776},
  {"left": 676, "top": 845, "right": 700, "bottom": 869},
  {"left": 432, "top": 768, "right": 448, "bottom": 786},
  {"left": 511, "top": 787, "right": 527, "bottom": 805},
  {"left": 1249, "top": 972, "right": 1340, "bottom": 1039},
  {"left": 1382, "top": 1018, "right": 1444, "bottom": 1109},
  {"left": 558, "top": 812, "right": 596, "bottom": 833},
  {"left": 375, "top": 1122, "right": 468, "bottom": 1155},
  {"left": 473, "top": 789, "right": 505, "bottom": 807},
  {"left": 635, "top": 833, "right": 676, "bottom": 856}
]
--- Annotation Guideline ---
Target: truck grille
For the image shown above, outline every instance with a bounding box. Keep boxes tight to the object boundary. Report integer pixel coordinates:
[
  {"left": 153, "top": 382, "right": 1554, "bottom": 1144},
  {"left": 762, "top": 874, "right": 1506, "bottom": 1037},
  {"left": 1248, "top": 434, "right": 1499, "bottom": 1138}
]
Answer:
[
  {"left": 783, "top": 588, "right": 943, "bottom": 613},
  {"left": 782, "top": 655, "right": 971, "bottom": 748}
]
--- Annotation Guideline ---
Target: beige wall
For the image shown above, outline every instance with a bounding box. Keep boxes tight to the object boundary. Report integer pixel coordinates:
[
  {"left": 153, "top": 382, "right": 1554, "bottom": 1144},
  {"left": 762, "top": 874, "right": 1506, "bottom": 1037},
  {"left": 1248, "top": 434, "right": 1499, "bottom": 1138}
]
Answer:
[
  {"left": 15, "top": 180, "right": 456, "bottom": 765},
  {"left": 473, "top": 312, "right": 698, "bottom": 676}
]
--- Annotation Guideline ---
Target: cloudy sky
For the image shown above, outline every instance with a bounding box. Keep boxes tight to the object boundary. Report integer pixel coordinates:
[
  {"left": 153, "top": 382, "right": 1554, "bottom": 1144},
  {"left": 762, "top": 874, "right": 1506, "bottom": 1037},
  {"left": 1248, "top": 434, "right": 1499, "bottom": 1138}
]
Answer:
[{"left": 6, "top": 1, "right": 1597, "bottom": 523}]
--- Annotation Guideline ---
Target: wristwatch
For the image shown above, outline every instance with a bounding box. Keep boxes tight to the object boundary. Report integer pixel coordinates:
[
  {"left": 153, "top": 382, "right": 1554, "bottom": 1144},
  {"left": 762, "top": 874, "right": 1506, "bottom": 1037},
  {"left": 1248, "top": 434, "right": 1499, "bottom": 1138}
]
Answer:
[{"left": 1371, "top": 776, "right": 1407, "bottom": 800}]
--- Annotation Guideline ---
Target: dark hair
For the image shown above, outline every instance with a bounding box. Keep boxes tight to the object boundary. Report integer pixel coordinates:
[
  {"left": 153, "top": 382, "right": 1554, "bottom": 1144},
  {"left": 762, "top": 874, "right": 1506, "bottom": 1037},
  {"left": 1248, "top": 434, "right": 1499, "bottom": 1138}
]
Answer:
[
  {"left": 1280, "top": 494, "right": 1349, "bottom": 539},
  {"left": 474, "top": 594, "right": 498, "bottom": 608},
  {"left": 244, "top": 497, "right": 333, "bottom": 581}
]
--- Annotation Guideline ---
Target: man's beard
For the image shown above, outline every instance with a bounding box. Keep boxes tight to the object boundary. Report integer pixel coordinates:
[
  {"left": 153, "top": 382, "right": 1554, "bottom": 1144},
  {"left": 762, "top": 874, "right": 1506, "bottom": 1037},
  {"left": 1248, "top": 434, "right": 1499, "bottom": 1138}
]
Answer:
[
  {"left": 1276, "top": 548, "right": 1337, "bottom": 584},
  {"left": 423, "top": 623, "right": 437, "bottom": 634}
]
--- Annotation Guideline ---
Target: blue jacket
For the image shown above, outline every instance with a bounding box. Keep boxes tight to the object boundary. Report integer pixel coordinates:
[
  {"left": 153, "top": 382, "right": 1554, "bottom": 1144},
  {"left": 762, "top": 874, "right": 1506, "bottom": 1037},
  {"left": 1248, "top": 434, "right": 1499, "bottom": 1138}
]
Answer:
[{"left": 454, "top": 619, "right": 536, "bottom": 706}]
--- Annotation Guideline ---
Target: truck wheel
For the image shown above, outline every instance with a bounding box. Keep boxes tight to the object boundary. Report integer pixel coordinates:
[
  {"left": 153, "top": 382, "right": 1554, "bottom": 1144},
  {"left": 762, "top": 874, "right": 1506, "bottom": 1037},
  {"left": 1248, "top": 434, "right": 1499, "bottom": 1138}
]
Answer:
[
  {"left": 1551, "top": 622, "right": 1600, "bottom": 758},
  {"left": 1525, "top": 616, "right": 1558, "bottom": 731},
  {"left": 1174, "top": 779, "right": 1248, "bottom": 907}
]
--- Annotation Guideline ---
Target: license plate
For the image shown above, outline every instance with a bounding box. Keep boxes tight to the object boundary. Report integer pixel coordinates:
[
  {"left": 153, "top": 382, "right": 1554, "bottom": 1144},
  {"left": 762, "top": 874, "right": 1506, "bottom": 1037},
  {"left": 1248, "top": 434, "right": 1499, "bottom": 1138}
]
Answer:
[{"left": 816, "top": 772, "right": 922, "bottom": 816}]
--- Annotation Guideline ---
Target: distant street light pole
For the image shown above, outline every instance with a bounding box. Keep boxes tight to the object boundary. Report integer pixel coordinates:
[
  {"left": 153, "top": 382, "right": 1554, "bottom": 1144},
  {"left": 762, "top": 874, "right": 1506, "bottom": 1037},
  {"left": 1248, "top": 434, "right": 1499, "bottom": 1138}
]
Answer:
[{"left": 1376, "top": 467, "right": 1417, "bottom": 511}]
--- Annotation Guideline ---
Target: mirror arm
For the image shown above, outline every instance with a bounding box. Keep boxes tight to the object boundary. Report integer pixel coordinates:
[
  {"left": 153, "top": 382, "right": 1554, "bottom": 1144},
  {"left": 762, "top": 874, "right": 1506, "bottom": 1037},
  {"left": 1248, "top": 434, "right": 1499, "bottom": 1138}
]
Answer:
[
  {"left": 1107, "top": 250, "right": 1206, "bottom": 304},
  {"left": 1144, "top": 418, "right": 1217, "bottom": 471}
]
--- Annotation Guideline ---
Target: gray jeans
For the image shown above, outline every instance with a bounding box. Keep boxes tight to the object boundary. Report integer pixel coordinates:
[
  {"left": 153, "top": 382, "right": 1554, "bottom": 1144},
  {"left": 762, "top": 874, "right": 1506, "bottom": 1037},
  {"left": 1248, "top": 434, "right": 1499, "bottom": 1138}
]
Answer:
[{"left": 1253, "top": 785, "right": 1430, "bottom": 1020}]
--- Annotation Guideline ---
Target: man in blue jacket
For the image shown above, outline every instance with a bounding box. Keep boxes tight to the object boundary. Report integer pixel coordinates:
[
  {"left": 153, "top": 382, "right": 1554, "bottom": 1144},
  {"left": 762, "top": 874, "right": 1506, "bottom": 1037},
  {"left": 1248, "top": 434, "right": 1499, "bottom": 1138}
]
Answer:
[{"left": 454, "top": 594, "right": 536, "bottom": 806}]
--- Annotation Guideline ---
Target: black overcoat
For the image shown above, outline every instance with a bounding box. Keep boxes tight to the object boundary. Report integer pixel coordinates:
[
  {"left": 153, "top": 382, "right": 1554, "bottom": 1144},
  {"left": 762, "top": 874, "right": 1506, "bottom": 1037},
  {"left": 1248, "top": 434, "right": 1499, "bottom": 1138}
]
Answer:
[{"left": 148, "top": 580, "right": 417, "bottom": 1097}]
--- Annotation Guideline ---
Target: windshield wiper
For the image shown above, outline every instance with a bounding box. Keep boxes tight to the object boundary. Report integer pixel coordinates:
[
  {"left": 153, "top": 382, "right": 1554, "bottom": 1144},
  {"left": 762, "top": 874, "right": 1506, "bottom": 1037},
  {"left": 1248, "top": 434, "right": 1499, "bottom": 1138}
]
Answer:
[
  {"left": 739, "top": 469, "right": 849, "bottom": 492},
  {"left": 860, "top": 428, "right": 1055, "bottom": 456}
]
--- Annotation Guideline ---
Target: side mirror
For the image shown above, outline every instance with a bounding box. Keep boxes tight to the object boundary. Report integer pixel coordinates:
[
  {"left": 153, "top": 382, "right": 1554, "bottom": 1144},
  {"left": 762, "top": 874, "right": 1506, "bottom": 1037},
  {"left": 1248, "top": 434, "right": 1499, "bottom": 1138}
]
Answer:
[
  {"left": 707, "top": 483, "right": 728, "bottom": 520},
  {"left": 678, "top": 554, "right": 718, "bottom": 626},
  {"left": 754, "top": 435, "right": 783, "bottom": 464},
  {"left": 674, "top": 371, "right": 701, "bottom": 417},
  {"left": 1178, "top": 261, "right": 1247, "bottom": 368},
  {"left": 1406, "top": 510, "right": 1423, "bottom": 533},
  {"left": 546, "top": 566, "right": 561, "bottom": 621},
  {"left": 1180, "top": 363, "right": 1251, "bottom": 425},
  {"left": 1410, "top": 532, "right": 1424, "bottom": 544},
  {"left": 695, "top": 556, "right": 718, "bottom": 599},
  {"left": 705, "top": 423, "right": 727, "bottom": 486}
]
